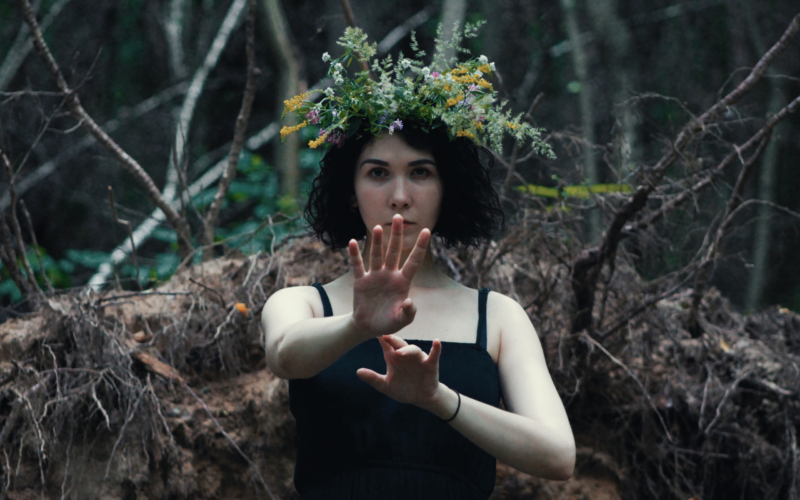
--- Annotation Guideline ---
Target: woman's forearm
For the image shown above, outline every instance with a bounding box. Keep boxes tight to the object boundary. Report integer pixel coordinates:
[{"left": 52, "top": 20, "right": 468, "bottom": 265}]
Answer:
[
  {"left": 270, "top": 314, "right": 365, "bottom": 379},
  {"left": 423, "top": 384, "right": 576, "bottom": 480}
]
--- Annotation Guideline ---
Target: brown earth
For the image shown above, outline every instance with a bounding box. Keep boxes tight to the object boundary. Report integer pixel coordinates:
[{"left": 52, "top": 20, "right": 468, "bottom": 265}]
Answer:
[{"left": 1, "top": 234, "right": 798, "bottom": 499}]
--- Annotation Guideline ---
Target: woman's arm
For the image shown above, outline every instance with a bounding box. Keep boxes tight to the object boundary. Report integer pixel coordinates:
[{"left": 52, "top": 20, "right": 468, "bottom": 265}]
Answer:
[
  {"left": 357, "top": 293, "right": 575, "bottom": 480},
  {"left": 261, "top": 287, "right": 363, "bottom": 379},
  {"left": 262, "top": 218, "right": 431, "bottom": 379}
]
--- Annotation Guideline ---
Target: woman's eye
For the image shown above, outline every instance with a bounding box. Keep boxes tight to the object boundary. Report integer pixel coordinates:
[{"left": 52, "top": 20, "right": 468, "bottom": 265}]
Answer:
[
  {"left": 369, "top": 168, "right": 387, "bottom": 178},
  {"left": 412, "top": 167, "right": 431, "bottom": 177}
]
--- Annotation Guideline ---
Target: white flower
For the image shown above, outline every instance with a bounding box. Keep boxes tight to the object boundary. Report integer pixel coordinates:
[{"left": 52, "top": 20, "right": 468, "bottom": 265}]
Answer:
[
  {"left": 474, "top": 71, "right": 483, "bottom": 78},
  {"left": 421, "top": 67, "right": 430, "bottom": 75},
  {"left": 335, "top": 76, "right": 344, "bottom": 85},
  {"left": 324, "top": 87, "right": 335, "bottom": 96},
  {"left": 335, "top": 63, "right": 343, "bottom": 71},
  {"left": 490, "top": 62, "right": 496, "bottom": 71},
  {"left": 322, "top": 52, "right": 331, "bottom": 62},
  {"left": 479, "top": 55, "right": 488, "bottom": 64},
  {"left": 401, "top": 59, "right": 411, "bottom": 69}
]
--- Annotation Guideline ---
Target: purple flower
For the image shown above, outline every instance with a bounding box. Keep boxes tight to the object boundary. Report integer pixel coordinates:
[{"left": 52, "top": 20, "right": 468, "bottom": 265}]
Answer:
[
  {"left": 326, "top": 130, "right": 346, "bottom": 148},
  {"left": 431, "top": 72, "right": 440, "bottom": 79},
  {"left": 388, "top": 119, "right": 403, "bottom": 134},
  {"left": 305, "top": 110, "right": 320, "bottom": 125}
]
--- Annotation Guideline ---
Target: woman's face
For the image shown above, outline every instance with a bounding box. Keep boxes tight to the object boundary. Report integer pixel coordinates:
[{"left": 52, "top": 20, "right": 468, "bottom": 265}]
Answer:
[{"left": 353, "top": 132, "right": 443, "bottom": 251}]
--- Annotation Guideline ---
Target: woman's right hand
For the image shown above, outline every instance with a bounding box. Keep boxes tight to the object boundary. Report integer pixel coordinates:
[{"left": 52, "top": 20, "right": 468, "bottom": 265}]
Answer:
[{"left": 348, "top": 214, "right": 430, "bottom": 339}]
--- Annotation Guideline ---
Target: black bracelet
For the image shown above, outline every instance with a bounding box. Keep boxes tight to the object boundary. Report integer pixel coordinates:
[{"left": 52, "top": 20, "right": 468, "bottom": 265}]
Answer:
[{"left": 441, "top": 391, "right": 461, "bottom": 423}]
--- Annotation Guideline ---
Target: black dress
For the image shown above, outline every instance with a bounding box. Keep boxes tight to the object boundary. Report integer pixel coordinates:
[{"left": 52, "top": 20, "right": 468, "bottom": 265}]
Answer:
[{"left": 288, "top": 284, "right": 501, "bottom": 499}]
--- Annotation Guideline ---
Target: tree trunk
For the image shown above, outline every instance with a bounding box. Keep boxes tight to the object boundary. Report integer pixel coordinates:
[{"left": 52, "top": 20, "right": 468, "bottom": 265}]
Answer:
[
  {"left": 586, "top": 0, "right": 638, "bottom": 175},
  {"left": 262, "top": 0, "right": 300, "bottom": 200},
  {"left": 440, "top": 0, "right": 467, "bottom": 65},
  {"left": 743, "top": 0, "right": 785, "bottom": 311},
  {"left": 559, "top": 0, "right": 599, "bottom": 241}
]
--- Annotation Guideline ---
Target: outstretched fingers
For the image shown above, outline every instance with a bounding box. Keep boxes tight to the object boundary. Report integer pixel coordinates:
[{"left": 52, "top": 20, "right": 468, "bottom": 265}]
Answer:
[
  {"left": 401, "top": 228, "right": 431, "bottom": 280},
  {"left": 356, "top": 368, "right": 388, "bottom": 393},
  {"left": 349, "top": 239, "right": 365, "bottom": 279},
  {"left": 385, "top": 215, "right": 404, "bottom": 270},
  {"left": 369, "top": 225, "right": 384, "bottom": 273}
]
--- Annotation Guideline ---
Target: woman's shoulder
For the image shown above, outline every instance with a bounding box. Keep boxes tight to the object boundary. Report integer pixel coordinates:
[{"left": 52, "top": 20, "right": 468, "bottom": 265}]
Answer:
[{"left": 263, "top": 284, "right": 328, "bottom": 318}]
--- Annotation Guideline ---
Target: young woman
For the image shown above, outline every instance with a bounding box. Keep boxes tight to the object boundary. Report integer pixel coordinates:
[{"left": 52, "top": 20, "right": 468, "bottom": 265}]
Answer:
[{"left": 263, "top": 26, "right": 574, "bottom": 499}]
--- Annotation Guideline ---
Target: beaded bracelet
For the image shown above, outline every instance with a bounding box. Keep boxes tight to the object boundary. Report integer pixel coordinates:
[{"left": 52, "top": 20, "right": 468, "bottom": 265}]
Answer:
[{"left": 441, "top": 391, "right": 461, "bottom": 423}]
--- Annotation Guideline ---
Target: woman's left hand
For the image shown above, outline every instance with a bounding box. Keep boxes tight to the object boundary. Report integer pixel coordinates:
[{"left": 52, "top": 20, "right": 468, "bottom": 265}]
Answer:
[{"left": 356, "top": 335, "right": 443, "bottom": 408}]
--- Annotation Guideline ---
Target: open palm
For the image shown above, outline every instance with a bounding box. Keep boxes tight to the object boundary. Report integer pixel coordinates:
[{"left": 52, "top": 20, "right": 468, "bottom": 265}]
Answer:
[
  {"left": 357, "top": 335, "right": 442, "bottom": 407},
  {"left": 348, "top": 215, "right": 431, "bottom": 338}
]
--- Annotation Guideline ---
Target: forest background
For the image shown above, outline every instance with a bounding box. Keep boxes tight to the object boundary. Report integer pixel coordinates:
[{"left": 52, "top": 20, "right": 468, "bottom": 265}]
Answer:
[
  {"left": 0, "top": 0, "right": 798, "bottom": 312},
  {"left": 1, "top": 0, "right": 800, "bottom": 498}
]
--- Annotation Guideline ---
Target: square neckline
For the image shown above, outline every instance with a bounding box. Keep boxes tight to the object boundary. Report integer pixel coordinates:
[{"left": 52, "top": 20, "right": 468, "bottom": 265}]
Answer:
[{"left": 311, "top": 283, "right": 490, "bottom": 351}]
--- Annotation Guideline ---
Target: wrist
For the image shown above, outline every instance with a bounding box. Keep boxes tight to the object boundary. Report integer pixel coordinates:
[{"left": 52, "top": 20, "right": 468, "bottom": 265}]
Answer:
[{"left": 421, "top": 383, "right": 459, "bottom": 421}]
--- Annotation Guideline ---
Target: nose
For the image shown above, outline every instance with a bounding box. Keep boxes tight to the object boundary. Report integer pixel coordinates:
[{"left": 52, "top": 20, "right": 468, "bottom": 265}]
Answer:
[{"left": 389, "top": 178, "right": 411, "bottom": 209}]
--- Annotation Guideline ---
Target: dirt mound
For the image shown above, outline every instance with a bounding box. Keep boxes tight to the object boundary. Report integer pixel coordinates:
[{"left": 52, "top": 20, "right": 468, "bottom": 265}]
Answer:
[{"left": 1, "top": 235, "right": 798, "bottom": 499}]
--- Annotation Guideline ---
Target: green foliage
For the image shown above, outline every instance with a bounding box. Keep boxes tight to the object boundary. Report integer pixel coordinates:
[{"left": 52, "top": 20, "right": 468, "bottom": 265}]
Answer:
[{"left": 0, "top": 149, "right": 320, "bottom": 303}]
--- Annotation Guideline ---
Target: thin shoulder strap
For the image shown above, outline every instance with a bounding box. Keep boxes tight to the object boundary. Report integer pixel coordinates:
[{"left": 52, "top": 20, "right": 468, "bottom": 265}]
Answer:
[
  {"left": 311, "top": 283, "right": 333, "bottom": 317},
  {"left": 477, "top": 288, "right": 490, "bottom": 349}
]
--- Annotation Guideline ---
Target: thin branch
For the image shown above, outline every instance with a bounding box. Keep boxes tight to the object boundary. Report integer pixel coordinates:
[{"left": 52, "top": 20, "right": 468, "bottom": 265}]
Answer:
[
  {"left": 108, "top": 187, "right": 141, "bottom": 291},
  {"left": 203, "top": 0, "right": 260, "bottom": 248},
  {"left": 19, "top": 199, "right": 53, "bottom": 294},
  {"left": 1, "top": 147, "right": 42, "bottom": 299},
  {"left": 582, "top": 333, "right": 674, "bottom": 442},
  {"left": 688, "top": 134, "right": 772, "bottom": 330},
  {"left": 183, "top": 382, "right": 276, "bottom": 498}
]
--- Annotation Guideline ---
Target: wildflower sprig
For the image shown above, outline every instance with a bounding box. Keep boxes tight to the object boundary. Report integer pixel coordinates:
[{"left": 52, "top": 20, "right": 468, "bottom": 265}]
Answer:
[{"left": 280, "top": 24, "right": 555, "bottom": 158}]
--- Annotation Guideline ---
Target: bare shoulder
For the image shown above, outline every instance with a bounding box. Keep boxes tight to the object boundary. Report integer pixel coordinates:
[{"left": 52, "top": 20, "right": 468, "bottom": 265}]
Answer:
[
  {"left": 262, "top": 285, "right": 326, "bottom": 321},
  {"left": 486, "top": 291, "right": 532, "bottom": 328}
]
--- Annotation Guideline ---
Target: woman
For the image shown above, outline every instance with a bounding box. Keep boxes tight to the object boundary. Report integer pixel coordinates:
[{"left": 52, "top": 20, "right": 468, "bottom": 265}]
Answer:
[{"left": 262, "top": 26, "right": 575, "bottom": 499}]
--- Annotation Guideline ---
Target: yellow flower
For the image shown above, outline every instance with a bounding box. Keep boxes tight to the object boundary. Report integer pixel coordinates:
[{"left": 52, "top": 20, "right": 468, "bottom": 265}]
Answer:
[
  {"left": 478, "top": 64, "right": 491, "bottom": 73},
  {"left": 474, "top": 121, "right": 484, "bottom": 131},
  {"left": 283, "top": 92, "right": 311, "bottom": 113},
  {"left": 280, "top": 121, "right": 308, "bottom": 140},
  {"left": 446, "top": 93, "right": 465, "bottom": 109},
  {"left": 506, "top": 121, "right": 520, "bottom": 130},
  {"left": 309, "top": 132, "right": 330, "bottom": 149},
  {"left": 443, "top": 84, "right": 452, "bottom": 92},
  {"left": 457, "top": 130, "right": 475, "bottom": 139}
]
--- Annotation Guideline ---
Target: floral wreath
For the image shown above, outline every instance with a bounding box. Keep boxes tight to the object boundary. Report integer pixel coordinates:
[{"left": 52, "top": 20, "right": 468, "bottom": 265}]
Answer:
[{"left": 280, "top": 22, "right": 555, "bottom": 158}]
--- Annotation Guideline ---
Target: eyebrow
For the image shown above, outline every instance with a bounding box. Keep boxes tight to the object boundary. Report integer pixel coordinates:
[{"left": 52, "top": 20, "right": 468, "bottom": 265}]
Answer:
[{"left": 359, "top": 158, "right": 437, "bottom": 169}]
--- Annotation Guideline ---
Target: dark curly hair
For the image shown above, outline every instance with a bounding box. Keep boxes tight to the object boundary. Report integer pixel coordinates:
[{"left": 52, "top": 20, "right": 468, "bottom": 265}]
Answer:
[{"left": 304, "top": 124, "right": 504, "bottom": 249}]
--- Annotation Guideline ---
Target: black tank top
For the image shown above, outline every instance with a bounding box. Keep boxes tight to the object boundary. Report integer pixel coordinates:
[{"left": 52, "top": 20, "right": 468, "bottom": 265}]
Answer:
[{"left": 288, "top": 284, "right": 500, "bottom": 499}]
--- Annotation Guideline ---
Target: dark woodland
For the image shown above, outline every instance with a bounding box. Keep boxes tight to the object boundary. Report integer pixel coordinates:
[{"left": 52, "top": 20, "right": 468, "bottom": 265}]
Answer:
[{"left": 0, "top": 0, "right": 799, "bottom": 498}]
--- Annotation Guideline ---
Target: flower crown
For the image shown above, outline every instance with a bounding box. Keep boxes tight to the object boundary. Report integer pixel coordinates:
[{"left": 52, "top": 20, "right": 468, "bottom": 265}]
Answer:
[{"left": 280, "top": 23, "right": 555, "bottom": 158}]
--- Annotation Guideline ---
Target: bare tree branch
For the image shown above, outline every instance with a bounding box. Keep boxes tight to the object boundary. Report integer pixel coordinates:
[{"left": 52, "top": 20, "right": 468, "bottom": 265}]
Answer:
[
  {"left": 17, "top": 0, "right": 193, "bottom": 257},
  {"left": 203, "top": 0, "right": 260, "bottom": 249},
  {"left": 569, "top": 14, "right": 800, "bottom": 333},
  {"left": 1, "top": 146, "right": 42, "bottom": 301},
  {"left": 0, "top": 82, "right": 188, "bottom": 212}
]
